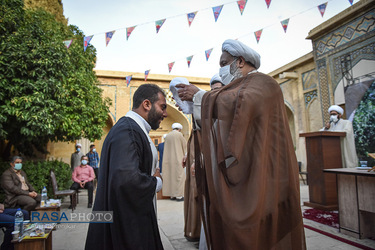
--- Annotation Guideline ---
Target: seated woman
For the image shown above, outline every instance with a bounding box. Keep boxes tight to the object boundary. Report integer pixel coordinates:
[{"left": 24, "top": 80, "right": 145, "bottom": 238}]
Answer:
[
  {"left": 1, "top": 156, "right": 41, "bottom": 212},
  {"left": 70, "top": 155, "right": 95, "bottom": 208}
]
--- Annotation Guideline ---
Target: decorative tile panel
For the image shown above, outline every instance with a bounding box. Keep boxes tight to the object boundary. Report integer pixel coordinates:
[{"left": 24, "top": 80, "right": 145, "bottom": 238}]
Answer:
[{"left": 302, "top": 69, "right": 318, "bottom": 90}]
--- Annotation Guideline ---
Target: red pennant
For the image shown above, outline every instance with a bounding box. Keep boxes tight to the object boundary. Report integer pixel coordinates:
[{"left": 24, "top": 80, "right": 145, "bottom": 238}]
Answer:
[
  {"left": 126, "top": 26, "right": 136, "bottom": 40},
  {"left": 318, "top": 2, "right": 327, "bottom": 17},
  {"left": 237, "top": 0, "right": 247, "bottom": 15},
  {"left": 280, "top": 19, "right": 289, "bottom": 33},
  {"left": 83, "top": 35, "right": 93, "bottom": 52},
  {"left": 168, "top": 62, "right": 175, "bottom": 73},
  {"left": 126, "top": 75, "right": 132, "bottom": 87},
  {"left": 254, "top": 29, "right": 262, "bottom": 43},
  {"left": 145, "top": 70, "right": 150, "bottom": 81},
  {"left": 265, "top": 0, "right": 271, "bottom": 8}
]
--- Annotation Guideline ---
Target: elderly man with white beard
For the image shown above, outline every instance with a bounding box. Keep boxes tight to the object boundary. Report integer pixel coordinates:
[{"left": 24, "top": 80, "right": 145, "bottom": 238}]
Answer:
[{"left": 177, "top": 39, "right": 306, "bottom": 250}]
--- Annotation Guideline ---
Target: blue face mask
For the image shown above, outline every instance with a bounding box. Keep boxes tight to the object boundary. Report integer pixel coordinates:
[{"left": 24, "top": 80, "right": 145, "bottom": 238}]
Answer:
[
  {"left": 77, "top": 148, "right": 81, "bottom": 152},
  {"left": 14, "top": 163, "right": 22, "bottom": 170},
  {"left": 81, "top": 160, "right": 88, "bottom": 165},
  {"left": 92, "top": 148, "right": 96, "bottom": 152}
]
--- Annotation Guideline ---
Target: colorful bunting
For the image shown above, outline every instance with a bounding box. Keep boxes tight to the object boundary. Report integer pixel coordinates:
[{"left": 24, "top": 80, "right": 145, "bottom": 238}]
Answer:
[
  {"left": 205, "top": 48, "right": 213, "bottom": 61},
  {"left": 155, "top": 19, "right": 166, "bottom": 33},
  {"left": 83, "top": 35, "right": 93, "bottom": 52},
  {"left": 237, "top": 0, "right": 247, "bottom": 15},
  {"left": 105, "top": 31, "right": 115, "bottom": 47},
  {"left": 318, "top": 2, "right": 327, "bottom": 17},
  {"left": 186, "top": 55, "right": 193, "bottom": 68},
  {"left": 348, "top": 0, "right": 353, "bottom": 5},
  {"left": 126, "top": 26, "right": 136, "bottom": 40},
  {"left": 187, "top": 12, "right": 197, "bottom": 27},
  {"left": 168, "top": 62, "right": 175, "bottom": 73},
  {"left": 63, "top": 39, "right": 73, "bottom": 49},
  {"left": 265, "top": 0, "right": 271, "bottom": 9},
  {"left": 145, "top": 70, "right": 150, "bottom": 81},
  {"left": 254, "top": 29, "right": 262, "bottom": 43},
  {"left": 126, "top": 75, "right": 132, "bottom": 87},
  {"left": 212, "top": 5, "right": 223, "bottom": 22},
  {"left": 280, "top": 19, "right": 289, "bottom": 33}
]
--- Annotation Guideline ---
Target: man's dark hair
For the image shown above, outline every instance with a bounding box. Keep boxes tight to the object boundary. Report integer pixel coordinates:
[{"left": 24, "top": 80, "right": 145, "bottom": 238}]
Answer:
[
  {"left": 90, "top": 144, "right": 95, "bottom": 149},
  {"left": 10, "top": 156, "right": 22, "bottom": 163},
  {"left": 132, "top": 84, "right": 165, "bottom": 109}
]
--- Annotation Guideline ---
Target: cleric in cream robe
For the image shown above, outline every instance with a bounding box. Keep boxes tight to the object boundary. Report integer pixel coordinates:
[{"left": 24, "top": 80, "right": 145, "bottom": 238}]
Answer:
[
  {"left": 320, "top": 105, "right": 359, "bottom": 168},
  {"left": 85, "top": 84, "right": 167, "bottom": 250}
]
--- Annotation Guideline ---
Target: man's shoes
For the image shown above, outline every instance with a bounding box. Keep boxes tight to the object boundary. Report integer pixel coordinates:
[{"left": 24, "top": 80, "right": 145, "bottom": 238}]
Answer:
[
  {"left": 170, "top": 197, "right": 176, "bottom": 200},
  {"left": 176, "top": 197, "right": 184, "bottom": 202},
  {"left": 88, "top": 203, "right": 92, "bottom": 208}
]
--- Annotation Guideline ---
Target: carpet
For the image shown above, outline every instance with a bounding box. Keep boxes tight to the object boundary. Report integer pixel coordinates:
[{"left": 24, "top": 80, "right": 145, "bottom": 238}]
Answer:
[{"left": 303, "top": 208, "right": 339, "bottom": 228}]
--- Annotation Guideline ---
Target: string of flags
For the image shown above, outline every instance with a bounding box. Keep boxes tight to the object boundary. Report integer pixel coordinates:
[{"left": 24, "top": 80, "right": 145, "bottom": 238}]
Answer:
[{"left": 62, "top": 0, "right": 354, "bottom": 86}]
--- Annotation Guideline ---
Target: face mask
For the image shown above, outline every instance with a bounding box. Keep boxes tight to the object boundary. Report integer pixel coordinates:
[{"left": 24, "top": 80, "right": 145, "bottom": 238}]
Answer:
[
  {"left": 81, "top": 160, "right": 88, "bottom": 165},
  {"left": 76, "top": 148, "right": 81, "bottom": 152},
  {"left": 219, "top": 58, "right": 238, "bottom": 86},
  {"left": 330, "top": 115, "right": 339, "bottom": 123},
  {"left": 92, "top": 148, "right": 96, "bottom": 152},
  {"left": 14, "top": 163, "right": 22, "bottom": 170}
]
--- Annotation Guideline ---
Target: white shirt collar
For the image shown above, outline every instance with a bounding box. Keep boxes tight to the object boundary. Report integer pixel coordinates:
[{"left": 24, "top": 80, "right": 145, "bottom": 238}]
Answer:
[{"left": 125, "top": 110, "right": 151, "bottom": 135}]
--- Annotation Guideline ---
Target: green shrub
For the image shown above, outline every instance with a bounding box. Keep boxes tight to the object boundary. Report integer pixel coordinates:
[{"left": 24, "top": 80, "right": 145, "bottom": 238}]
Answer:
[
  {"left": 353, "top": 81, "right": 375, "bottom": 167},
  {"left": 0, "top": 160, "right": 72, "bottom": 202}
]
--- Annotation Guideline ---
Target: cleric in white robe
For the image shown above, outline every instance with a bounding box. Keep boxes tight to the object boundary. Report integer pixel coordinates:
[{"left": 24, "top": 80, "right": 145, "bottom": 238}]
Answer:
[{"left": 320, "top": 105, "right": 359, "bottom": 168}]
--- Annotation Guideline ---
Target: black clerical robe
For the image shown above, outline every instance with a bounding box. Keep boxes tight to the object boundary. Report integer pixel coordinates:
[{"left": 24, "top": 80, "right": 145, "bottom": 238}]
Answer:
[{"left": 85, "top": 117, "right": 163, "bottom": 250}]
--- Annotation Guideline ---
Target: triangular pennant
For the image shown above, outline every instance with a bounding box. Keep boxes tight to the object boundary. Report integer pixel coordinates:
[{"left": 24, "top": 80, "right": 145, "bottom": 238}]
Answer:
[
  {"left": 83, "top": 35, "right": 93, "bottom": 52},
  {"left": 155, "top": 19, "right": 166, "bottom": 33},
  {"left": 126, "top": 26, "right": 136, "bottom": 40},
  {"left": 105, "top": 31, "right": 115, "bottom": 47},
  {"left": 348, "top": 0, "right": 353, "bottom": 5},
  {"left": 145, "top": 70, "right": 150, "bottom": 81},
  {"left": 212, "top": 5, "right": 223, "bottom": 22},
  {"left": 254, "top": 29, "right": 262, "bottom": 43},
  {"left": 187, "top": 12, "right": 197, "bottom": 27},
  {"left": 205, "top": 48, "right": 213, "bottom": 61},
  {"left": 237, "top": 0, "right": 247, "bottom": 15},
  {"left": 186, "top": 55, "right": 193, "bottom": 68},
  {"left": 126, "top": 75, "right": 132, "bottom": 87},
  {"left": 265, "top": 0, "right": 271, "bottom": 8},
  {"left": 318, "top": 2, "right": 327, "bottom": 17},
  {"left": 63, "top": 39, "right": 73, "bottom": 49},
  {"left": 168, "top": 62, "right": 175, "bottom": 73},
  {"left": 280, "top": 18, "right": 289, "bottom": 33}
]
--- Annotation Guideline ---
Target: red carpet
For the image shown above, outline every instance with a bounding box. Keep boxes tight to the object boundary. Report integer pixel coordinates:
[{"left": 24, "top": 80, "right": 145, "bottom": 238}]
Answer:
[{"left": 303, "top": 208, "right": 339, "bottom": 228}]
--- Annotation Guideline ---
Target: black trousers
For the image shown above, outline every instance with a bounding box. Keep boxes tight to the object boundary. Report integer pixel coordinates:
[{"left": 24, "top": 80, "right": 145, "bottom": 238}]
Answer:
[{"left": 70, "top": 181, "right": 93, "bottom": 204}]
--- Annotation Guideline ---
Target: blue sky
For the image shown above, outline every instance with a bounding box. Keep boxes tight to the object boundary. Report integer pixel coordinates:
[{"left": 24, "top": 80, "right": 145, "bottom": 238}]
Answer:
[{"left": 63, "top": 0, "right": 357, "bottom": 78}]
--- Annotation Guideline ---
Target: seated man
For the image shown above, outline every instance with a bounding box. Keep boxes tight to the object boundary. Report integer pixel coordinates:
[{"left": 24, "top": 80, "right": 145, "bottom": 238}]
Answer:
[
  {"left": 0, "top": 203, "right": 29, "bottom": 250},
  {"left": 70, "top": 155, "right": 95, "bottom": 208},
  {"left": 1, "top": 156, "right": 41, "bottom": 211}
]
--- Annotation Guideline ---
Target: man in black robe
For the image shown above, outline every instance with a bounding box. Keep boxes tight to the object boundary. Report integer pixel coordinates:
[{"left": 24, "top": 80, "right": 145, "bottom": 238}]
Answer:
[{"left": 85, "top": 84, "right": 167, "bottom": 250}]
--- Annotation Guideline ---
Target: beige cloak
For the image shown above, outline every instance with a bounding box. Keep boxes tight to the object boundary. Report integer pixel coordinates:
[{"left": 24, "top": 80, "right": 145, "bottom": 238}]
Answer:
[
  {"left": 200, "top": 72, "right": 306, "bottom": 249},
  {"left": 321, "top": 119, "right": 359, "bottom": 168},
  {"left": 162, "top": 130, "right": 187, "bottom": 197}
]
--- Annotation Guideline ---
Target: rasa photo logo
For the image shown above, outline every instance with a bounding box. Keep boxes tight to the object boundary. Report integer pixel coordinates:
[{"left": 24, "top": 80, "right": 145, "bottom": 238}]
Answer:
[{"left": 31, "top": 211, "right": 113, "bottom": 223}]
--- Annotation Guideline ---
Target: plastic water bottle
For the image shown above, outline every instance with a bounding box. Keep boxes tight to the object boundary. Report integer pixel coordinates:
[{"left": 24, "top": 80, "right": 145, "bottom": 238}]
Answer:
[
  {"left": 14, "top": 208, "right": 24, "bottom": 236},
  {"left": 41, "top": 186, "right": 48, "bottom": 207}
]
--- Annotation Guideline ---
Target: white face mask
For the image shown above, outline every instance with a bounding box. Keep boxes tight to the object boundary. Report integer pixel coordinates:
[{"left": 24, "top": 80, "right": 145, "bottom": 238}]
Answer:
[
  {"left": 330, "top": 115, "right": 339, "bottom": 123},
  {"left": 219, "top": 58, "right": 238, "bottom": 86}
]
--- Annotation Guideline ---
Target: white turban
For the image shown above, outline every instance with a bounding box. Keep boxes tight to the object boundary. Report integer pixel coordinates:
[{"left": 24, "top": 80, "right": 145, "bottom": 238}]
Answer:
[
  {"left": 328, "top": 105, "right": 344, "bottom": 115},
  {"left": 222, "top": 39, "right": 261, "bottom": 69},
  {"left": 210, "top": 73, "right": 223, "bottom": 86},
  {"left": 163, "top": 134, "right": 167, "bottom": 139},
  {"left": 76, "top": 143, "right": 82, "bottom": 147},
  {"left": 172, "top": 123, "right": 183, "bottom": 130}
]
